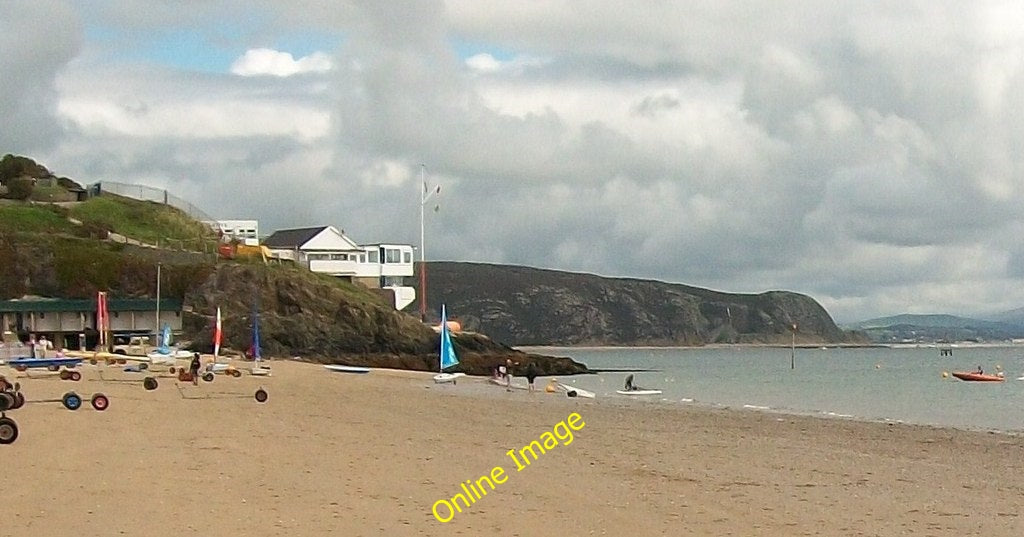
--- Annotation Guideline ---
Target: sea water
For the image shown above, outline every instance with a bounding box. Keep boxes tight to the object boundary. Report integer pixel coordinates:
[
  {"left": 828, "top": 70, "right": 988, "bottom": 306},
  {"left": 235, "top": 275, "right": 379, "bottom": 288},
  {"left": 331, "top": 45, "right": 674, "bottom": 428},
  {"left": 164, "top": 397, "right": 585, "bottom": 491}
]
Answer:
[{"left": 523, "top": 345, "right": 1024, "bottom": 433}]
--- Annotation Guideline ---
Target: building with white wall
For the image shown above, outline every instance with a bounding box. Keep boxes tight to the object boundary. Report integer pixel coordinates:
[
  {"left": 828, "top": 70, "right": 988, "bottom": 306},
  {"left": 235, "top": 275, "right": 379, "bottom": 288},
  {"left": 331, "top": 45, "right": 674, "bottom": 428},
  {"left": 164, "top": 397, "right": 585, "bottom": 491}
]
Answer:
[
  {"left": 262, "top": 226, "right": 416, "bottom": 310},
  {"left": 209, "top": 220, "right": 259, "bottom": 241}
]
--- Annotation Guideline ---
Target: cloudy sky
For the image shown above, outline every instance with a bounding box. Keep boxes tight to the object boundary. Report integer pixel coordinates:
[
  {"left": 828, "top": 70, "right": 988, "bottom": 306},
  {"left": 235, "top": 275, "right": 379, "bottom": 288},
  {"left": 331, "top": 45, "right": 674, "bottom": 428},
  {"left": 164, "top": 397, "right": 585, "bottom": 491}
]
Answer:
[{"left": 3, "top": 1, "right": 1024, "bottom": 323}]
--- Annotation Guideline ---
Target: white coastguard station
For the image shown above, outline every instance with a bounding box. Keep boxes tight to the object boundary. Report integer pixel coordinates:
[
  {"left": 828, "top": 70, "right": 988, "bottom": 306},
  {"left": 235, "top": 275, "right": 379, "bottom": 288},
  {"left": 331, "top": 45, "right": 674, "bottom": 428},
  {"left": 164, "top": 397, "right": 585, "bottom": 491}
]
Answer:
[{"left": 261, "top": 226, "right": 417, "bottom": 311}]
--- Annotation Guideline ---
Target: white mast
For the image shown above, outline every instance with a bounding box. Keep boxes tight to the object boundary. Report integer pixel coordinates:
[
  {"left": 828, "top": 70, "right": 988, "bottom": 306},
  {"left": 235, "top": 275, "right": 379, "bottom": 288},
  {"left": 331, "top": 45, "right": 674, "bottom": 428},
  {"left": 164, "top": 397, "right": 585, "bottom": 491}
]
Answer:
[{"left": 155, "top": 262, "right": 161, "bottom": 346}]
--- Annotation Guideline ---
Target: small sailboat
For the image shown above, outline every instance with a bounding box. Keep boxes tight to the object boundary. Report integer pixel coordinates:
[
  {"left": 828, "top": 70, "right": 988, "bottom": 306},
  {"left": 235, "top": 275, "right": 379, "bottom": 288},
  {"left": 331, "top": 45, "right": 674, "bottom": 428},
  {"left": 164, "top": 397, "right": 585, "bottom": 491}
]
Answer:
[
  {"left": 146, "top": 324, "right": 192, "bottom": 363},
  {"left": 432, "top": 305, "right": 465, "bottom": 384},
  {"left": 206, "top": 307, "right": 241, "bottom": 377},
  {"left": 249, "top": 305, "right": 271, "bottom": 376}
]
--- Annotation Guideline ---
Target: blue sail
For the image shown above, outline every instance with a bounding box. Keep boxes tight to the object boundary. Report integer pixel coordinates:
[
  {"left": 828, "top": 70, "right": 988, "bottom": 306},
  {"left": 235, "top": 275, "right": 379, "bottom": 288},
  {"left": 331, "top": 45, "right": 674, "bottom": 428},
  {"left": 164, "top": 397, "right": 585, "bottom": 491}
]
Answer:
[
  {"left": 252, "top": 306, "right": 262, "bottom": 361},
  {"left": 439, "top": 304, "right": 458, "bottom": 371},
  {"left": 154, "top": 323, "right": 172, "bottom": 354}
]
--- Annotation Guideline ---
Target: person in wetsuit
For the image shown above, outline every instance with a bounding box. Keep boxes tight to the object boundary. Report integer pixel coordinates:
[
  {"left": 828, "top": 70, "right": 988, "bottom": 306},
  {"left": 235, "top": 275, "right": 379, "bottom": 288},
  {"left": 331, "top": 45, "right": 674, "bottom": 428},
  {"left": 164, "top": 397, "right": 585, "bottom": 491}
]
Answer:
[
  {"left": 525, "top": 362, "right": 539, "bottom": 393},
  {"left": 189, "top": 352, "right": 202, "bottom": 385},
  {"left": 624, "top": 374, "right": 635, "bottom": 391}
]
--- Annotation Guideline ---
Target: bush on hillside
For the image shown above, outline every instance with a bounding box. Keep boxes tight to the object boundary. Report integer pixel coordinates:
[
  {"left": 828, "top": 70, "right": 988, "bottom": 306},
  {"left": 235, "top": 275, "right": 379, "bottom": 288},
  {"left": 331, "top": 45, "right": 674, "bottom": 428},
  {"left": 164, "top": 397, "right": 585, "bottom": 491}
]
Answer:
[
  {"left": 4, "top": 177, "right": 34, "bottom": 200},
  {"left": 0, "top": 154, "right": 48, "bottom": 185}
]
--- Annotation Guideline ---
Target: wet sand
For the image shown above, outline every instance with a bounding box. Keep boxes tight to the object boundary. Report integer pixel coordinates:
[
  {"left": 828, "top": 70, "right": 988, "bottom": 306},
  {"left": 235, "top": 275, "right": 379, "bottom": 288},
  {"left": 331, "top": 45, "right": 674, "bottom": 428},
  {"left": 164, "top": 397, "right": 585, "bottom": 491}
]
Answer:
[{"left": 3, "top": 359, "right": 1023, "bottom": 536}]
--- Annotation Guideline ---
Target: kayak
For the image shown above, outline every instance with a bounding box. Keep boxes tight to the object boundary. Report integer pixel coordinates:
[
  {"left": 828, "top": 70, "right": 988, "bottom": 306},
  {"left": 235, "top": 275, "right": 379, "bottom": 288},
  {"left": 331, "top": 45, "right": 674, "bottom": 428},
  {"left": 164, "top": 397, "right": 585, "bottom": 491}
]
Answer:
[
  {"left": 616, "top": 389, "right": 663, "bottom": 396},
  {"left": 324, "top": 364, "right": 371, "bottom": 374},
  {"left": 951, "top": 371, "right": 1004, "bottom": 382}
]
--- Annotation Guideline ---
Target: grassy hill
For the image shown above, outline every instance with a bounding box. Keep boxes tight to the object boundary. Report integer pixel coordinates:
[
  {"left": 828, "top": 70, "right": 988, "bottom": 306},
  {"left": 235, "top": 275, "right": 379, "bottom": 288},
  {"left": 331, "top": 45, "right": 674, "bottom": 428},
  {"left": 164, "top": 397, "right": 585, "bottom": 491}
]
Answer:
[{"left": 0, "top": 196, "right": 587, "bottom": 375}]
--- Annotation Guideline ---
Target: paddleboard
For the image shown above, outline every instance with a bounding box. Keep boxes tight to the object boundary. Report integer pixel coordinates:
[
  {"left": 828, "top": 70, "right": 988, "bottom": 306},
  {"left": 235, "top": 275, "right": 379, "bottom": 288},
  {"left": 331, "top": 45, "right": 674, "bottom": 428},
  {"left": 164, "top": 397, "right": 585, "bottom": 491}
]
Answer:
[
  {"left": 488, "top": 377, "right": 529, "bottom": 391},
  {"left": 557, "top": 382, "right": 596, "bottom": 399},
  {"left": 324, "top": 365, "right": 371, "bottom": 374},
  {"left": 616, "top": 389, "right": 663, "bottom": 396}
]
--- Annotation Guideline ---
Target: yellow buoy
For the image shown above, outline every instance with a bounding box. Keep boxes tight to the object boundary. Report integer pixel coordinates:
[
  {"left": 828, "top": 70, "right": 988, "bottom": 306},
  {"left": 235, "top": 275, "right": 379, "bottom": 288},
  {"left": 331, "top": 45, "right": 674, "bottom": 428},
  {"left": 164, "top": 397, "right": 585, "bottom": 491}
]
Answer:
[{"left": 941, "top": 371, "right": 949, "bottom": 378}]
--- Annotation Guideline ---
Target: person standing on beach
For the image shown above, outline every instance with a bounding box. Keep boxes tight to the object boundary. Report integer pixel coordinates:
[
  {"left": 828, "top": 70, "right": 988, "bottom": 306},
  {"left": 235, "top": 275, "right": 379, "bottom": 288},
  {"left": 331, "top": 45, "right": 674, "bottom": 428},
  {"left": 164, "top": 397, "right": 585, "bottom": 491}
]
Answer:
[
  {"left": 189, "top": 352, "right": 202, "bottom": 386},
  {"left": 505, "top": 358, "right": 515, "bottom": 391},
  {"left": 525, "top": 362, "right": 539, "bottom": 393}
]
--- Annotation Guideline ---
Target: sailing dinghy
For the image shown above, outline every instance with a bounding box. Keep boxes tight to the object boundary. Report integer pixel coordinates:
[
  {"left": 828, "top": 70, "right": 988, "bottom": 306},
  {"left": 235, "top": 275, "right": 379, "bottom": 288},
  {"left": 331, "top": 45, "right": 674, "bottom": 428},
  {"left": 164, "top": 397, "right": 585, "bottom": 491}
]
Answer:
[{"left": 432, "top": 305, "right": 465, "bottom": 384}]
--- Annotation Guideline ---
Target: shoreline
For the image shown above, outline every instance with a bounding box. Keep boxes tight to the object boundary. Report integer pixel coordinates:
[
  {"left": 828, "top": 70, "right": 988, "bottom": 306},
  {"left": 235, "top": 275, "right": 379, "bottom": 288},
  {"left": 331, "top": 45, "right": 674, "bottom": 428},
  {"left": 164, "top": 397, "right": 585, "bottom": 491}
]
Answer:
[{"left": 456, "top": 371, "right": 1024, "bottom": 437}]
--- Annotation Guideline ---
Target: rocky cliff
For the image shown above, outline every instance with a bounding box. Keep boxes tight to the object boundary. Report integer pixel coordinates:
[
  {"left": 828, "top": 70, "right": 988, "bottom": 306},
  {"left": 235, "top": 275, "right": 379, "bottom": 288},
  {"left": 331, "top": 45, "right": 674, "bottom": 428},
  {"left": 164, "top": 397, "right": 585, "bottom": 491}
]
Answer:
[
  {"left": 419, "top": 262, "right": 863, "bottom": 346},
  {"left": 182, "top": 263, "right": 588, "bottom": 375}
]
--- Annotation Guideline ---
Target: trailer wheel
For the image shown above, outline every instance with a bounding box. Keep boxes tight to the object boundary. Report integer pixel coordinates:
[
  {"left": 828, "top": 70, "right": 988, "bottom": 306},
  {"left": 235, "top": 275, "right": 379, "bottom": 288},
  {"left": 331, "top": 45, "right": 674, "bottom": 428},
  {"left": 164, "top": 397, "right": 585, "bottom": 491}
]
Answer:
[
  {"left": 62, "top": 392, "right": 83, "bottom": 411},
  {"left": 70, "top": 371, "right": 82, "bottom": 382},
  {"left": 254, "top": 388, "right": 268, "bottom": 403},
  {"left": 13, "top": 392, "right": 25, "bottom": 409},
  {"left": 143, "top": 377, "right": 158, "bottom": 391},
  {"left": 231, "top": 370, "right": 242, "bottom": 378},
  {"left": 91, "top": 393, "right": 109, "bottom": 411},
  {"left": 202, "top": 372, "right": 215, "bottom": 383},
  {"left": 59, "top": 370, "right": 71, "bottom": 380},
  {"left": 0, "top": 392, "right": 14, "bottom": 412},
  {"left": 168, "top": 366, "right": 176, "bottom": 374},
  {"left": 0, "top": 417, "right": 18, "bottom": 444}
]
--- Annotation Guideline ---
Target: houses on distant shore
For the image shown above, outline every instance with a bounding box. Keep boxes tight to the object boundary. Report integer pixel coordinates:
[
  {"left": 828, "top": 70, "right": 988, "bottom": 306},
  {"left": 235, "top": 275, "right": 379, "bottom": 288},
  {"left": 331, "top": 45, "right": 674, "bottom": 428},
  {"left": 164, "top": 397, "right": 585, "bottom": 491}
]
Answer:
[{"left": 210, "top": 220, "right": 416, "bottom": 312}]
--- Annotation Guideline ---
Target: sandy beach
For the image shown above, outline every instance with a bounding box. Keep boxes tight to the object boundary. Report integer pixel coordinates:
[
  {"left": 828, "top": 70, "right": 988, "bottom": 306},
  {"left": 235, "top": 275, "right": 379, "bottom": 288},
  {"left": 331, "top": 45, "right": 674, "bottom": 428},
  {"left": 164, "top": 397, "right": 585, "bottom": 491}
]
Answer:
[{"left": 2, "top": 359, "right": 1023, "bottom": 536}]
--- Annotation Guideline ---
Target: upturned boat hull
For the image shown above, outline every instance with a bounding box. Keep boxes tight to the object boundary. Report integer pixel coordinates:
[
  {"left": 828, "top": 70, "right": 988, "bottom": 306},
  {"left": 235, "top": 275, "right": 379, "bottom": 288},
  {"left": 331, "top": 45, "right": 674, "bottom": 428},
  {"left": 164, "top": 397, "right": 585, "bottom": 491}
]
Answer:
[{"left": 951, "top": 371, "right": 1004, "bottom": 382}]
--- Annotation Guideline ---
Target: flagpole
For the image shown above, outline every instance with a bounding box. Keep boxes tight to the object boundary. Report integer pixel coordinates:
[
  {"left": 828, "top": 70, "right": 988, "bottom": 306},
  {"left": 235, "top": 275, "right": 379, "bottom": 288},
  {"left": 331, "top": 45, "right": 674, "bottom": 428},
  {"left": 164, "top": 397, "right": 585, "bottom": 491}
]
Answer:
[
  {"left": 155, "top": 262, "right": 161, "bottom": 346},
  {"left": 419, "top": 164, "right": 441, "bottom": 322},
  {"left": 419, "top": 164, "right": 426, "bottom": 322}
]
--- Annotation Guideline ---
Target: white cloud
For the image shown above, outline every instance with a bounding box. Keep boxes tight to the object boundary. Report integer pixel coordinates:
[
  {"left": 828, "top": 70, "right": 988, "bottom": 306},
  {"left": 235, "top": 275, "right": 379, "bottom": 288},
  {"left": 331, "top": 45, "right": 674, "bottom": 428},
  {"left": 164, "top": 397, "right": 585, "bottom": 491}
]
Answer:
[
  {"left": 230, "top": 48, "right": 334, "bottom": 77},
  {"left": 465, "top": 53, "right": 501, "bottom": 73},
  {"left": 6, "top": 1, "right": 1024, "bottom": 324}
]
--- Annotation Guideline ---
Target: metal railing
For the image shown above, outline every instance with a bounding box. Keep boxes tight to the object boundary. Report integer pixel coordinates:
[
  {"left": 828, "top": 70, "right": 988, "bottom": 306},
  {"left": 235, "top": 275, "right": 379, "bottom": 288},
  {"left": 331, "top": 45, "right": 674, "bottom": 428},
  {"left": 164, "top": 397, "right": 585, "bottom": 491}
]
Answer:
[{"left": 89, "top": 181, "right": 216, "bottom": 222}]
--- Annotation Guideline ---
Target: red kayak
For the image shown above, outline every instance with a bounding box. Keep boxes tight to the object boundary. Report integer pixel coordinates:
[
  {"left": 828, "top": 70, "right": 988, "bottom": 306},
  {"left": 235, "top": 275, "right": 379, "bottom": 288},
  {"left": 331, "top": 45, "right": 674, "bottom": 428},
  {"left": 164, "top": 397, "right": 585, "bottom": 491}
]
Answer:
[{"left": 951, "top": 371, "right": 1004, "bottom": 382}]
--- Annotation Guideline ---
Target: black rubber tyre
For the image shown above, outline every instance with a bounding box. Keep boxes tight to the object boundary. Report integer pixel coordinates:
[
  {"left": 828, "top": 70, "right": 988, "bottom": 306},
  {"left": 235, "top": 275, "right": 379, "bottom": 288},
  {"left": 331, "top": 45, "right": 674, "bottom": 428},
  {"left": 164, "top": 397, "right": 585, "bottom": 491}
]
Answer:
[
  {"left": 91, "top": 393, "right": 109, "bottom": 411},
  {"left": 0, "top": 417, "right": 18, "bottom": 444},
  {"left": 143, "top": 377, "right": 158, "bottom": 391},
  {"left": 202, "top": 372, "right": 215, "bottom": 383},
  {"left": 62, "top": 391, "right": 83, "bottom": 411},
  {"left": 254, "top": 388, "right": 268, "bottom": 403},
  {"left": 70, "top": 371, "right": 82, "bottom": 382},
  {"left": 0, "top": 392, "right": 13, "bottom": 411},
  {"left": 231, "top": 370, "right": 242, "bottom": 378},
  {"left": 13, "top": 392, "right": 25, "bottom": 409}
]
